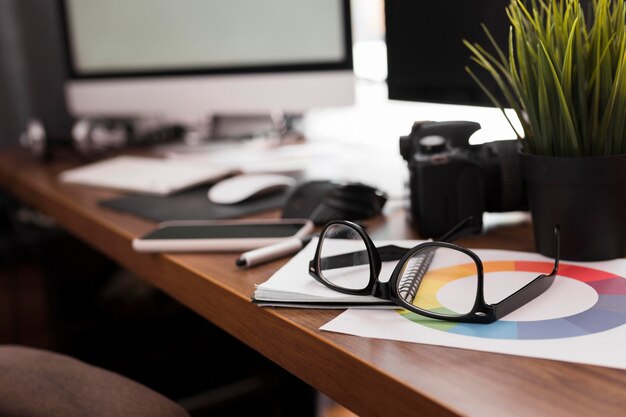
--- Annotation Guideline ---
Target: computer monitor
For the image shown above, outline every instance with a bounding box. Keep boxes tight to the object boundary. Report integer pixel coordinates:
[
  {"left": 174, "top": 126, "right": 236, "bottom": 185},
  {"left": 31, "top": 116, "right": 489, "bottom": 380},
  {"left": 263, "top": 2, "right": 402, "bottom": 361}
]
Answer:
[
  {"left": 385, "top": 0, "right": 509, "bottom": 106},
  {"left": 59, "top": 0, "right": 354, "bottom": 122}
]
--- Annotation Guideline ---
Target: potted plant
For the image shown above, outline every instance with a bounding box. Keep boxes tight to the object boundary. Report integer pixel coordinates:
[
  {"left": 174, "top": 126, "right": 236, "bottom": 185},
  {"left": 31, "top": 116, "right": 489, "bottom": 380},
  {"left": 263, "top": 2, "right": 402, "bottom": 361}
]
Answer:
[{"left": 464, "top": 0, "right": 626, "bottom": 261}]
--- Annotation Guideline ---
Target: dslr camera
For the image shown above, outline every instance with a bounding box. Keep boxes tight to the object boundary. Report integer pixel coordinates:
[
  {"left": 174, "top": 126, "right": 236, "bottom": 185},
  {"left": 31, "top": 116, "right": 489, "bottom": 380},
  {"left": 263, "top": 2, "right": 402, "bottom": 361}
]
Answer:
[{"left": 399, "top": 120, "right": 526, "bottom": 238}]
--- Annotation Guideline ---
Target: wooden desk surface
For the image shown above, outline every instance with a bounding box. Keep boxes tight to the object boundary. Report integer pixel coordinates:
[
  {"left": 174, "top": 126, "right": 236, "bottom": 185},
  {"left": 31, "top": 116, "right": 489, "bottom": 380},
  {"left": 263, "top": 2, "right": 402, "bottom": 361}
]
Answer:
[{"left": 1, "top": 148, "right": 625, "bottom": 417}]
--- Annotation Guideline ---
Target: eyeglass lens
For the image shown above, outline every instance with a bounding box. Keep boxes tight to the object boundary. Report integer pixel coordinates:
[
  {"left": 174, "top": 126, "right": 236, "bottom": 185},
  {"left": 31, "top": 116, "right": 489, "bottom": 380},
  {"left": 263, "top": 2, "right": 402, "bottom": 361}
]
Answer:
[
  {"left": 319, "top": 223, "right": 371, "bottom": 291},
  {"left": 396, "top": 247, "right": 478, "bottom": 317}
]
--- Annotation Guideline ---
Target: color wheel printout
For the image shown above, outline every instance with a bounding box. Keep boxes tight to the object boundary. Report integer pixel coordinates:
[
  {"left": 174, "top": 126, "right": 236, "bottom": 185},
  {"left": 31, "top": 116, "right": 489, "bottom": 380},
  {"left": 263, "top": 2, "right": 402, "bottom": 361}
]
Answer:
[{"left": 321, "top": 246, "right": 626, "bottom": 370}]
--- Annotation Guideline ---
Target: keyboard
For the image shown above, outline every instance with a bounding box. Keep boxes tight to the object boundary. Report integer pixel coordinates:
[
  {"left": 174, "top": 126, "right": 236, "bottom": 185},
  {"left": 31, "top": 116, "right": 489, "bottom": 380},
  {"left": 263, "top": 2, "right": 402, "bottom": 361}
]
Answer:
[{"left": 59, "top": 156, "right": 233, "bottom": 196}]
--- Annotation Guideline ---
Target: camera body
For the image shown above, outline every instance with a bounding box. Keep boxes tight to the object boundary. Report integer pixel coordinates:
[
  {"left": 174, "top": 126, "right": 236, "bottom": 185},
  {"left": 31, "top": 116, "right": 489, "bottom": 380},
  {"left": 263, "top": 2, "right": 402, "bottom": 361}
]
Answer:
[{"left": 399, "top": 121, "right": 526, "bottom": 238}]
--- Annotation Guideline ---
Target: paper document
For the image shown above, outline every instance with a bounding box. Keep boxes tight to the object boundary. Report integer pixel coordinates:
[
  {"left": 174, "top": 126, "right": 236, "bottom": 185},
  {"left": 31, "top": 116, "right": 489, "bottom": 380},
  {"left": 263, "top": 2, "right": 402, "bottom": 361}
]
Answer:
[
  {"left": 60, "top": 156, "right": 232, "bottom": 196},
  {"left": 321, "top": 246, "right": 626, "bottom": 370}
]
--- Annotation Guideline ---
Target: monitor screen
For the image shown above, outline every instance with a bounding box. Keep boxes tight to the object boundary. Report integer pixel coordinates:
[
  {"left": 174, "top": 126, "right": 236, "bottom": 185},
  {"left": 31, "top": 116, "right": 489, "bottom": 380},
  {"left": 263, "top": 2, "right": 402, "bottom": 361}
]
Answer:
[
  {"left": 59, "top": 0, "right": 354, "bottom": 120},
  {"left": 385, "top": 0, "right": 509, "bottom": 106}
]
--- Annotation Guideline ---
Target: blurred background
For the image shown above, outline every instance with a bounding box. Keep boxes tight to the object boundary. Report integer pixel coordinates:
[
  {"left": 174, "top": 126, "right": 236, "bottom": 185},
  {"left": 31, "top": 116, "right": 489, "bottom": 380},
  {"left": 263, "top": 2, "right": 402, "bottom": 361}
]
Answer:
[
  {"left": 0, "top": 2, "right": 385, "bottom": 416},
  {"left": 0, "top": 0, "right": 386, "bottom": 149},
  {"left": 0, "top": 1, "right": 513, "bottom": 416}
]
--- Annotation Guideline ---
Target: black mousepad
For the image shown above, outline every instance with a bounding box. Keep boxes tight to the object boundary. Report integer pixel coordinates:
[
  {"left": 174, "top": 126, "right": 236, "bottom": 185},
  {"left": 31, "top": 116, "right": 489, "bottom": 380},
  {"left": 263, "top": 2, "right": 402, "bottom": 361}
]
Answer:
[{"left": 99, "top": 186, "right": 289, "bottom": 222}]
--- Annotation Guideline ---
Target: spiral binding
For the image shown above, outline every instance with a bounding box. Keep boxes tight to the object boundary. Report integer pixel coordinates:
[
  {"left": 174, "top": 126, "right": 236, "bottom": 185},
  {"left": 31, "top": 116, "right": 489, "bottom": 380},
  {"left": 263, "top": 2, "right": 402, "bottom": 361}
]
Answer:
[{"left": 397, "top": 249, "right": 436, "bottom": 303}]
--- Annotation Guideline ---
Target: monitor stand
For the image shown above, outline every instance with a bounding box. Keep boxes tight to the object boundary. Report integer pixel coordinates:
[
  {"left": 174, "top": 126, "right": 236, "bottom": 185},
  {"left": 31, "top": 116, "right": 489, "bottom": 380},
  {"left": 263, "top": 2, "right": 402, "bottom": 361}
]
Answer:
[
  {"left": 206, "top": 112, "right": 303, "bottom": 142},
  {"left": 155, "top": 112, "right": 305, "bottom": 157}
]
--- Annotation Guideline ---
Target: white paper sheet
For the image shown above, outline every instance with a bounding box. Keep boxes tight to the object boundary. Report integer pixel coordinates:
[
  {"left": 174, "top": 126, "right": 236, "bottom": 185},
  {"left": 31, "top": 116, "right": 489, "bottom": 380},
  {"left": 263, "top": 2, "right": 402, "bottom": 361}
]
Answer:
[{"left": 321, "top": 247, "right": 626, "bottom": 370}]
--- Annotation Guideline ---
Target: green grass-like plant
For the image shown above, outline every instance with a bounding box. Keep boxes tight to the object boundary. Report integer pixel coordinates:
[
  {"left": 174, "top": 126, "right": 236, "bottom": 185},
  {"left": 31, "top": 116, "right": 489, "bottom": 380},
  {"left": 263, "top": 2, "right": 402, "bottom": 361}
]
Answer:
[{"left": 464, "top": 0, "right": 626, "bottom": 156}]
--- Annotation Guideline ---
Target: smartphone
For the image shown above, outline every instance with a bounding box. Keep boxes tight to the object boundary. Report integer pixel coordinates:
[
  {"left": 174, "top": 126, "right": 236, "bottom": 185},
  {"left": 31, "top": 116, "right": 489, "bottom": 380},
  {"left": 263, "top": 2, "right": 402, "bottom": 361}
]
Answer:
[{"left": 132, "top": 219, "right": 314, "bottom": 252}]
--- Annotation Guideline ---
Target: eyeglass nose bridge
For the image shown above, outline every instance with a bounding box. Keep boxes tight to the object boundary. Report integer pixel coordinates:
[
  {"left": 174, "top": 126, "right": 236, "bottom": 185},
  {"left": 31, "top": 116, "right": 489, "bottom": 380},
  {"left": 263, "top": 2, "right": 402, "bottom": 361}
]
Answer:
[{"left": 371, "top": 281, "right": 391, "bottom": 299}]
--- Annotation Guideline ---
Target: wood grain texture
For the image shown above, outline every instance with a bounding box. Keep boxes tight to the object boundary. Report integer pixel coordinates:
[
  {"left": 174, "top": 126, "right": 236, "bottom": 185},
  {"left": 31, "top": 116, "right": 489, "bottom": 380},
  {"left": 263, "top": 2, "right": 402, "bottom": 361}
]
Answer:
[{"left": 1, "top": 148, "right": 625, "bottom": 417}]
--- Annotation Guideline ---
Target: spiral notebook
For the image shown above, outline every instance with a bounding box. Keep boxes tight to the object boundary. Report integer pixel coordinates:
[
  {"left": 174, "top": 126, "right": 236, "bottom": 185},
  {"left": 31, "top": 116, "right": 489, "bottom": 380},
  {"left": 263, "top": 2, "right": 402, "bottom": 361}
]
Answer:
[{"left": 252, "top": 238, "right": 418, "bottom": 308}]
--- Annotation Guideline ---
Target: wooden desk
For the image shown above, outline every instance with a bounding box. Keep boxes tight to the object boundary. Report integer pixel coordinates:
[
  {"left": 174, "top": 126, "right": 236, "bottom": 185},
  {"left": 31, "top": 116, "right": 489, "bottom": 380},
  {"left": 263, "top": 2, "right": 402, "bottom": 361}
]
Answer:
[{"left": 1, "top": 148, "right": 625, "bottom": 417}]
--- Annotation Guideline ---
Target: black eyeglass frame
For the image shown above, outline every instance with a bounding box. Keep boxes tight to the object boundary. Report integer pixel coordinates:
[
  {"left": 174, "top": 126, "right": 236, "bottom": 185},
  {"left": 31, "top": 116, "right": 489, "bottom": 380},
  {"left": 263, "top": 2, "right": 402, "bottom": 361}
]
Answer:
[{"left": 309, "top": 219, "right": 560, "bottom": 324}]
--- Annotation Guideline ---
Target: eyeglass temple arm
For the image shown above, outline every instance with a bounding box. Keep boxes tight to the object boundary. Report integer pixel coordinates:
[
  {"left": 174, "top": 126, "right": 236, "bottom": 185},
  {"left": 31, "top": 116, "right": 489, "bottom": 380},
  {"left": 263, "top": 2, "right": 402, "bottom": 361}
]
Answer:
[
  {"left": 313, "top": 245, "right": 409, "bottom": 270},
  {"left": 548, "top": 225, "right": 560, "bottom": 275},
  {"left": 437, "top": 216, "right": 482, "bottom": 243},
  {"left": 492, "top": 226, "right": 560, "bottom": 320}
]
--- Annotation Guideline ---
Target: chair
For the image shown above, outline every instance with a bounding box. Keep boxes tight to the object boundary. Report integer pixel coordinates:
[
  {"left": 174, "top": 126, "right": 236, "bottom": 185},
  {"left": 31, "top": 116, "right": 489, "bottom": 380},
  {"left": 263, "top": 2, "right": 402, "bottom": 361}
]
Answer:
[{"left": 0, "top": 345, "right": 189, "bottom": 417}]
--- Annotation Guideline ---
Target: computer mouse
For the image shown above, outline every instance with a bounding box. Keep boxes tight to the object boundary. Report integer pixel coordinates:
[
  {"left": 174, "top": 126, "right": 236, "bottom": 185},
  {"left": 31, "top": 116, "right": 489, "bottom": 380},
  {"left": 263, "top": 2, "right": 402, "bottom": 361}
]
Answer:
[{"left": 208, "top": 174, "right": 296, "bottom": 204}]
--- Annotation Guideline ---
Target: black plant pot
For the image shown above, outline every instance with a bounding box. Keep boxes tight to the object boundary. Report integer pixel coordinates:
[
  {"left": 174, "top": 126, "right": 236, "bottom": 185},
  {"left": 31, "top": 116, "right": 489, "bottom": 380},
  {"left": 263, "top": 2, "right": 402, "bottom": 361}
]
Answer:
[{"left": 521, "top": 152, "right": 626, "bottom": 261}]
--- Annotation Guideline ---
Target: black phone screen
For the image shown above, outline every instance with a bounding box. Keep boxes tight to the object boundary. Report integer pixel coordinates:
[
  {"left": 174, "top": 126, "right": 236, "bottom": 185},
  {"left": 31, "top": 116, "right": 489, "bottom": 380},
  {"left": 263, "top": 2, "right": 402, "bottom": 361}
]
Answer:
[{"left": 141, "top": 223, "right": 306, "bottom": 240}]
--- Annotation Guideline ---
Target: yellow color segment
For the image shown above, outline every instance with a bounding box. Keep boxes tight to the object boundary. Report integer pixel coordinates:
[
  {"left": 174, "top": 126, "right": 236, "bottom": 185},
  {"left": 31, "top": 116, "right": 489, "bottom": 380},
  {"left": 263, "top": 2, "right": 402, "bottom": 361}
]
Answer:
[
  {"left": 410, "top": 261, "right": 517, "bottom": 311},
  {"left": 411, "top": 263, "right": 477, "bottom": 310}
]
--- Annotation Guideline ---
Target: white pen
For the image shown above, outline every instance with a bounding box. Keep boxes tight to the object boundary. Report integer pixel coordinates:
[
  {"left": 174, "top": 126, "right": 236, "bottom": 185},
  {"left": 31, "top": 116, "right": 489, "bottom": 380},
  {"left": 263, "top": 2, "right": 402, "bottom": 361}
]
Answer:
[{"left": 236, "top": 235, "right": 313, "bottom": 268}]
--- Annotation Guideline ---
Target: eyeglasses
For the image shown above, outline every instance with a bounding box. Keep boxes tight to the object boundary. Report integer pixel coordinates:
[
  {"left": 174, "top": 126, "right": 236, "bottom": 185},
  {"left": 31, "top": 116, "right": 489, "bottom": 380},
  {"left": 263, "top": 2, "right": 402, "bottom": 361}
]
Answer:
[{"left": 308, "top": 218, "right": 560, "bottom": 324}]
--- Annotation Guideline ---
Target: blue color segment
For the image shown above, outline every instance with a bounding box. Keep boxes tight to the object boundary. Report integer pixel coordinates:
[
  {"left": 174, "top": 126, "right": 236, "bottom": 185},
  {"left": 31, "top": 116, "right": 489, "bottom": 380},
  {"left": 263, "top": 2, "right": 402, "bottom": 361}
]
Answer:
[
  {"left": 447, "top": 321, "right": 517, "bottom": 339},
  {"left": 517, "top": 318, "right": 588, "bottom": 339},
  {"left": 564, "top": 307, "right": 626, "bottom": 334},
  {"left": 594, "top": 295, "right": 626, "bottom": 314}
]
